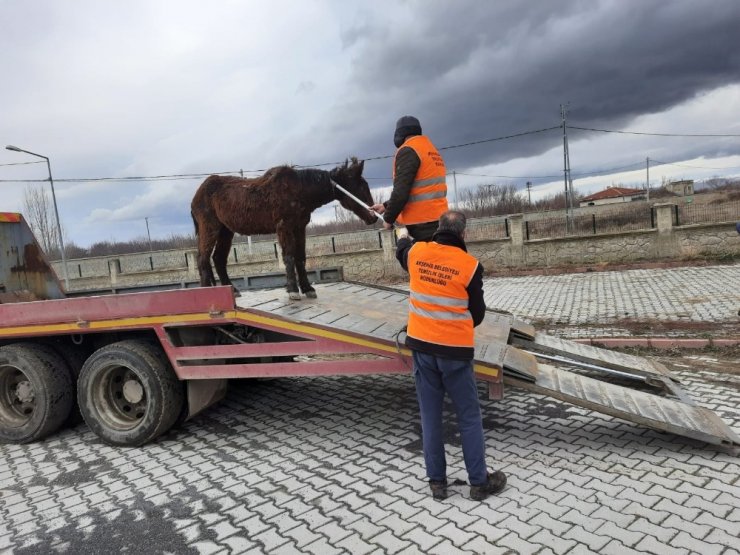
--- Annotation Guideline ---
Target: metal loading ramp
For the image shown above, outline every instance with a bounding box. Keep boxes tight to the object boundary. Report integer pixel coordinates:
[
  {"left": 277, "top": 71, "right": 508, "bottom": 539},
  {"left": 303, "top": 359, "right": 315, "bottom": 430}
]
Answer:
[{"left": 236, "top": 282, "right": 740, "bottom": 449}]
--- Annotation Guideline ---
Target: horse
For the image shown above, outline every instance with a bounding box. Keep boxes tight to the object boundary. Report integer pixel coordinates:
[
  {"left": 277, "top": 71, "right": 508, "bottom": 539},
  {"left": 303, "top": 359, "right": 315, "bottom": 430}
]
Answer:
[{"left": 191, "top": 158, "right": 377, "bottom": 299}]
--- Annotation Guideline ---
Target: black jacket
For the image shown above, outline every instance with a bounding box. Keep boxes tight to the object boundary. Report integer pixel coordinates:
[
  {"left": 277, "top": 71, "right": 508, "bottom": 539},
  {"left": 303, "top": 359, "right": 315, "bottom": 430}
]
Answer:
[
  {"left": 383, "top": 147, "right": 439, "bottom": 241},
  {"left": 396, "top": 230, "right": 486, "bottom": 360},
  {"left": 384, "top": 146, "right": 420, "bottom": 225}
]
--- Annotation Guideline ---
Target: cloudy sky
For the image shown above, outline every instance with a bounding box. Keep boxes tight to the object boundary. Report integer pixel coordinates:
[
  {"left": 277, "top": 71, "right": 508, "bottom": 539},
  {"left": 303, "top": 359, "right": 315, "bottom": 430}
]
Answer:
[{"left": 2, "top": 0, "right": 740, "bottom": 247}]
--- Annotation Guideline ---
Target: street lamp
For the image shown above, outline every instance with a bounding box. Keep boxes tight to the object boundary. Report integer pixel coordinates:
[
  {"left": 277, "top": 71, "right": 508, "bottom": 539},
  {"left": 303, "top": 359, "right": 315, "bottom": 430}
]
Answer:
[{"left": 5, "top": 145, "right": 70, "bottom": 290}]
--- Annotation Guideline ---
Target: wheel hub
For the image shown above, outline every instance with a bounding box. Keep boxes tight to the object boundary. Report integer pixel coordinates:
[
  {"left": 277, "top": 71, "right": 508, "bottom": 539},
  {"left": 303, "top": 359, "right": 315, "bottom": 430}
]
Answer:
[
  {"left": 122, "top": 380, "right": 144, "bottom": 404},
  {"left": 15, "top": 381, "right": 34, "bottom": 404}
]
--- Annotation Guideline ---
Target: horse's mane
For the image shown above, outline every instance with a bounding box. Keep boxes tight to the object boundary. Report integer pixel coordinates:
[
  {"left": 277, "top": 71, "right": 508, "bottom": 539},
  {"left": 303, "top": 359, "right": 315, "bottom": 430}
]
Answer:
[{"left": 294, "top": 168, "right": 330, "bottom": 189}]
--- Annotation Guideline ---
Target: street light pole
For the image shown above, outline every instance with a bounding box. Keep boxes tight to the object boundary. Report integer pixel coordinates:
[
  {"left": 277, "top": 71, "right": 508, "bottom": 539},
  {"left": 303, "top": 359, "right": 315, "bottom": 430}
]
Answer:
[{"left": 5, "top": 145, "right": 70, "bottom": 290}]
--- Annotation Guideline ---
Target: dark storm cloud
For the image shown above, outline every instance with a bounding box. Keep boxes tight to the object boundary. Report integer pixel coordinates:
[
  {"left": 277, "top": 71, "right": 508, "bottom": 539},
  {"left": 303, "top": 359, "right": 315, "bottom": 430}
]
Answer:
[{"left": 324, "top": 0, "right": 740, "bottom": 176}]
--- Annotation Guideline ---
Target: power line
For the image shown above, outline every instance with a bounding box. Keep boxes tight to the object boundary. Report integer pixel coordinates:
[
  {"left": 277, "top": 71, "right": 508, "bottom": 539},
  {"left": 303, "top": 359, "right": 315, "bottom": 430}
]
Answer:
[
  {"left": 0, "top": 125, "right": 563, "bottom": 183},
  {"left": 0, "top": 160, "right": 45, "bottom": 167},
  {"left": 295, "top": 126, "right": 563, "bottom": 167},
  {"left": 455, "top": 171, "right": 562, "bottom": 180},
  {"left": 5, "top": 155, "right": 738, "bottom": 185},
  {"left": 570, "top": 125, "right": 740, "bottom": 138},
  {"left": 648, "top": 159, "right": 740, "bottom": 171},
  {"left": 2, "top": 123, "right": 739, "bottom": 185},
  {"left": 453, "top": 160, "right": 647, "bottom": 181},
  {"left": 439, "top": 126, "right": 562, "bottom": 151}
]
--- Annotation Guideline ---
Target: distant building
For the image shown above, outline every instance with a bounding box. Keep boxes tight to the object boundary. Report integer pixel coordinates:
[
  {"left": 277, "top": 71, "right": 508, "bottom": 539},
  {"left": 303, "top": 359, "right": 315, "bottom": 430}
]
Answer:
[
  {"left": 665, "top": 179, "right": 694, "bottom": 196},
  {"left": 579, "top": 186, "right": 646, "bottom": 207}
]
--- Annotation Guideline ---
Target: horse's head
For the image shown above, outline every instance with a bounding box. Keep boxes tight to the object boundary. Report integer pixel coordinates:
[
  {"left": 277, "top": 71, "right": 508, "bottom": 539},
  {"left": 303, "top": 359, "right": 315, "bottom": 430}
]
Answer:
[{"left": 330, "top": 157, "right": 377, "bottom": 225}]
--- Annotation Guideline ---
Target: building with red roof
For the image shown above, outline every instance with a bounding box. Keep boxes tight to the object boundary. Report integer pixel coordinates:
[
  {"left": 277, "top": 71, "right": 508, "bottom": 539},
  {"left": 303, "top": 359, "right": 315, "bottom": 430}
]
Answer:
[{"left": 579, "top": 186, "right": 646, "bottom": 207}]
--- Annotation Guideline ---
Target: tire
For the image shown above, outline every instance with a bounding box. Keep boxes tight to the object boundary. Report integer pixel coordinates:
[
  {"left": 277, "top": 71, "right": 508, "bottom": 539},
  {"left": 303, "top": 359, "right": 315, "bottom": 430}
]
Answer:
[
  {"left": 0, "top": 343, "right": 74, "bottom": 444},
  {"left": 78, "top": 340, "right": 185, "bottom": 446},
  {"left": 43, "top": 340, "right": 89, "bottom": 427}
]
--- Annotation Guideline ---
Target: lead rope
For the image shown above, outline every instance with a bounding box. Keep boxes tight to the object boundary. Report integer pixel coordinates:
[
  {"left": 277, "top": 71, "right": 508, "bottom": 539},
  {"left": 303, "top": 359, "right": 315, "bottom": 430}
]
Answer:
[
  {"left": 330, "top": 178, "right": 384, "bottom": 222},
  {"left": 394, "top": 325, "right": 412, "bottom": 370}
]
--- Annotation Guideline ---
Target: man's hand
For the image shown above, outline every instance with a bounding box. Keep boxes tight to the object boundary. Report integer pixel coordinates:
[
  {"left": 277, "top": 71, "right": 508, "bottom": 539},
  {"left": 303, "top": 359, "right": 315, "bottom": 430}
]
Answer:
[
  {"left": 395, "top": 227, "right": 409, "bottom": 240},
  {"left": 371, "top": 203, "right": 386, "bottom": 214},
  {"left": 383, "top": 221, "right": 393, "bottom": 230}
]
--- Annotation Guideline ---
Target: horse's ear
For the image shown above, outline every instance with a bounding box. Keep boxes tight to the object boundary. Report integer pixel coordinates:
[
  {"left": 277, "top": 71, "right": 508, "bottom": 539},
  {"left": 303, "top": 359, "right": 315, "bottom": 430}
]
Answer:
[{"left": 358, "top": 159, "right": 365, "bottom": 174}]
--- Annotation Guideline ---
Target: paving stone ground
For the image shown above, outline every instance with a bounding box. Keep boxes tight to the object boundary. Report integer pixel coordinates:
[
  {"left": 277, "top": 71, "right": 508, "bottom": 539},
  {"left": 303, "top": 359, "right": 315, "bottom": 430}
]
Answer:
[
  {"left": 1, "top": 264, "right": 739, "bottom": 554},
  {"left": 482, "top": 263, "right": 740, "bottom": 331}
]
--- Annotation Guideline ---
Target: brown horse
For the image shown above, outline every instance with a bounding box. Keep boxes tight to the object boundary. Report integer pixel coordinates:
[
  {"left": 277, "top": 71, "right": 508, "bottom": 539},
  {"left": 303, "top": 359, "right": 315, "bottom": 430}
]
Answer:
[{"left": 191, "top": 158, "right": 376, "bottom": 299}]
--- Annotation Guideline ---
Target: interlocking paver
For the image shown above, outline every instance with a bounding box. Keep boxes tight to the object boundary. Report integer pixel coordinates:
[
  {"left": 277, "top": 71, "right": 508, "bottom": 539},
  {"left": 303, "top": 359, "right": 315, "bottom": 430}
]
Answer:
[
  {"left": 670, "top": 530, "right": 725, "bottom": 555},
  {"left": 563, "top": 524, "right": 611, "bottom": 552},
  {"left": 428, "top": 537, "right": 478, "bottom": 555},
  {"left": 634, "top": 535, "right": 689, "bottom": 555},
  {"left": 495, "top": 531, "right": 543, "bottom": 554}
]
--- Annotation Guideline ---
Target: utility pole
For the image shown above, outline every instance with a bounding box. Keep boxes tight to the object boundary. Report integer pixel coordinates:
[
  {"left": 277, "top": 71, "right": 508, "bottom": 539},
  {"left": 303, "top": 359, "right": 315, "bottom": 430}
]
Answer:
[
  {"left": 526, "top": 181, "right": 532, "bottom": 205},
  {"left": 560, "top": 104, "right": 574, "bottom": 232},
  {"left": 646, "top": 157, "right": 650, "bottom": 202},
  {"left": 145, "top": 217, "right": 153, "bottom": 252},
  {"left": 452, "top": 170, "right": 458, "bottom": 208},
  {"left": 6, "top": 145, "right": 69, "bottom": 290}
]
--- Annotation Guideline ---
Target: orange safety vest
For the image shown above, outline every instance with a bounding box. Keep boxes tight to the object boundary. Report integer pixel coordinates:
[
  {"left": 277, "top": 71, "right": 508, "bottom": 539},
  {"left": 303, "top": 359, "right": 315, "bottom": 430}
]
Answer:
[
  {"left": 407, "top": 241, "right": 479, "bottom": 348},
  {"left": 392, "top": 135, "right": 448, "bottom": 225}
]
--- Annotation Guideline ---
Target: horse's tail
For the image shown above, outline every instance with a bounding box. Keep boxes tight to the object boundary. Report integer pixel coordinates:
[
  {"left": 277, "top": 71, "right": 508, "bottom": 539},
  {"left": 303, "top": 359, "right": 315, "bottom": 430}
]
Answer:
[{"left": 191, "top": 211, "right": 199, "bottom": 236}]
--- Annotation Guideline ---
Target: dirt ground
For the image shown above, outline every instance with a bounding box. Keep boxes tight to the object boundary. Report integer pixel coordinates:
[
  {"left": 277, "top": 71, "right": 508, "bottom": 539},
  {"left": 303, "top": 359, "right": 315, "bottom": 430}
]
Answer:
[{"left": 614, "top": 346, "right": 740, "bottom": 376}]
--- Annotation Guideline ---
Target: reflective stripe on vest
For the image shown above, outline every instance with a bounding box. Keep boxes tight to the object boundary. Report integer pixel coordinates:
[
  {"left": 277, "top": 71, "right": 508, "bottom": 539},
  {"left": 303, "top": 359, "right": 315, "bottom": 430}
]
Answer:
[
  {"left": 406, "top": 241, "right": 479, "bottom": 348},
  {"left": 392, "top": 135, "right": 448, "bottom": 225}
]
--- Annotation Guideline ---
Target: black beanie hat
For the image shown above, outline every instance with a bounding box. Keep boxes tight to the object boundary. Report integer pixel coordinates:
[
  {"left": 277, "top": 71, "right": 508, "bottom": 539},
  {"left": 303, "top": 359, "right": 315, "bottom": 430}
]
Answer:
[{"left": 394, "top": 115, "right": 422, "bottom": 147}]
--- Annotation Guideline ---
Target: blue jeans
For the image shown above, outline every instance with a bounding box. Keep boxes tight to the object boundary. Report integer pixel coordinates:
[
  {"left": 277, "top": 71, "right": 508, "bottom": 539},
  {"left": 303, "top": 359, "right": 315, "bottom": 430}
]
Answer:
[{"left": 412, "top": 350, "right": 488, "bottom": 486}]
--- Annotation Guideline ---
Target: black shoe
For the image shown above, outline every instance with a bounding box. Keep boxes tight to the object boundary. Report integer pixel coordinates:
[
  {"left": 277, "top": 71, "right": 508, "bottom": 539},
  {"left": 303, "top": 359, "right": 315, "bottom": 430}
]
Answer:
[
  {"left": 429, "top": 479, "right": 448, "bottom": 500},
  {"left": 470, "top": 471, "right": 507, "bottom": 501}
]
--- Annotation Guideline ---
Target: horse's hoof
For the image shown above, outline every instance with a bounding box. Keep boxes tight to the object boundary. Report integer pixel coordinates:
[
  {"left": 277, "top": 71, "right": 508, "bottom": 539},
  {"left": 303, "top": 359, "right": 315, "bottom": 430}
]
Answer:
[
  {"left": 288, "top": 292, "right": 302, "bottom": 301},
  {"left": 233, "top": 289, "right": 242, "bottom": 298},
  {"left": 304, "top": 291, "right": 317, "bottom": 299}
]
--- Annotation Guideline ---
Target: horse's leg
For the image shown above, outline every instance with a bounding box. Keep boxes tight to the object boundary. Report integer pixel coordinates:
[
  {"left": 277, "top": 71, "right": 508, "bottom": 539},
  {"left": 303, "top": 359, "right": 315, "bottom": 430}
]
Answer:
[
  {"left": 294, "top": 226, "right": 316, "bottom": 298},
  {"left": 277, "top": 224, "right": 301, "bottom": 300},
  {"left": 212, "top": 226, "right": 238, "bottom": 295},
  {"left": 196, "top": 219, "right": 219, "bottom": 287}
]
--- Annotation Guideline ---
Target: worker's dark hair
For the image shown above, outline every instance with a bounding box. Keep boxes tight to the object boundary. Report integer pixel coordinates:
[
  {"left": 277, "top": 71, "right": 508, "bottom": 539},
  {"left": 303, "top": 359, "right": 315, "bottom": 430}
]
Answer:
[{"left": 437, "top": 210, "right": 467, "bottom": 237}]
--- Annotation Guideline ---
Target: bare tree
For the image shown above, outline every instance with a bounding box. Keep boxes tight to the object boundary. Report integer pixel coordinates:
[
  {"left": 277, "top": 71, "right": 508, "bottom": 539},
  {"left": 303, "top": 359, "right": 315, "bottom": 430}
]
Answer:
[
  {"left": 23, "top": 184, "right": 67, "bottom": 258},
  {"left": 460, "top": 183, "right": 528, "bottom": 217}
]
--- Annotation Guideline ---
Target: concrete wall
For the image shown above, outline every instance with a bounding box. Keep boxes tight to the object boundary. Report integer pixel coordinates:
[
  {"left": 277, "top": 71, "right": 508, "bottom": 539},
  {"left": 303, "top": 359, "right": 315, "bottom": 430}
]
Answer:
[{"left": 54, "top": 207, "right": 739, "bottom": 292}]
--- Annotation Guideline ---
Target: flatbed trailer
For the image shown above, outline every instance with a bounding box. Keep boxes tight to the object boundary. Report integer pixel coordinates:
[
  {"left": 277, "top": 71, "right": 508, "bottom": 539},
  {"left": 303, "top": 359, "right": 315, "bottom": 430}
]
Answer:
[{"left": 1, "top": 212, "right": 738, "bottom": 449}]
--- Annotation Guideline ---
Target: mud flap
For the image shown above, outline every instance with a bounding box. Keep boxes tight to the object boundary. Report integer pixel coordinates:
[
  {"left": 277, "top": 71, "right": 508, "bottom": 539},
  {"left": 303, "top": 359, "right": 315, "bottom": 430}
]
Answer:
[{"left": 187, "top": 379, "right": 228, "bottom": 419}]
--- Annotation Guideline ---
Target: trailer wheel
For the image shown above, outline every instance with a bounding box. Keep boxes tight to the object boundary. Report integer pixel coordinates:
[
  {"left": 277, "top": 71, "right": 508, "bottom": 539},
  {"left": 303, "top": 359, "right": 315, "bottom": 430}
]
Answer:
[
  {"left": 78, "top": 340, "right": 184, "bottom": 446},
  {"left": 0, "top": 343, "right": 74, "bottom": 444},
  {"left": 45, "top": 342, "right": 89, "bottom": 427}
]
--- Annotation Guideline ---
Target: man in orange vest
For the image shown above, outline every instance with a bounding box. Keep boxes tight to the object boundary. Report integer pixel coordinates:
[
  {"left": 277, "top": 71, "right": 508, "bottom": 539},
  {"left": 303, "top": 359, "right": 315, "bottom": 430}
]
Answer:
[
  {"left": 371, "top": 116, "right": 449, "bottom": 241},
  {"left": 396, "top": 210, "right": 507, "bottom": 501}
]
